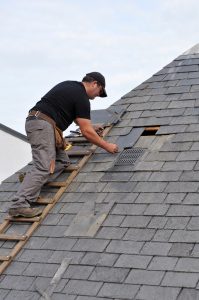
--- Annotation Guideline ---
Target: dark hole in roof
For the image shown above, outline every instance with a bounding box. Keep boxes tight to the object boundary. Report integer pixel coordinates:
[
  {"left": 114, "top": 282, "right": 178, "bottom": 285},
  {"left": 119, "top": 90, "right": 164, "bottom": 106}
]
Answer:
[{"left": 141, "top": 126, "right": 160, "bottom": 136}]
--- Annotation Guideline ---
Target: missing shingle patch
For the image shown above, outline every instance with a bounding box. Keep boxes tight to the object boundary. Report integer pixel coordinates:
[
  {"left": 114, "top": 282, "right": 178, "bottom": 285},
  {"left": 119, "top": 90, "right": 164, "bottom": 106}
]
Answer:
[
  {"left": 141, "top": 126, "right": 160, "bottom": 136},
  {"left": 115, "top": 147, "right": 145, "bottom": 166}
]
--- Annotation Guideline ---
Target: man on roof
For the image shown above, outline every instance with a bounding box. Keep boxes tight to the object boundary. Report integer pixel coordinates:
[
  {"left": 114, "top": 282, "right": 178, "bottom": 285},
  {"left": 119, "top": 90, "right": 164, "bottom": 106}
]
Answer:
[{"left": 9, "top": 72, "right": 118, "bottom": 218}]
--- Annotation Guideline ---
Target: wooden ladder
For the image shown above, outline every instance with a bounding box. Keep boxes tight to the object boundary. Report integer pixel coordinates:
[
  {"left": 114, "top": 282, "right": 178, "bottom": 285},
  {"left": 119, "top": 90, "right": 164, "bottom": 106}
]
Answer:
[{"left": 0, "top": 125, "right": 112, "bottom": 274}]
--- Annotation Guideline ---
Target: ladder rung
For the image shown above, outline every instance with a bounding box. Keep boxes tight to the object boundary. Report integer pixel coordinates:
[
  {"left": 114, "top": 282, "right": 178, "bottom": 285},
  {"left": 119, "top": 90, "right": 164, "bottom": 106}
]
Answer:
[
  {"left": 0, "top": 255, "right": 11, "bottom": 261},
  {"left": 37, "top": 197, "right": 54, "bottom": 204},
  {"left": 0, "top": 234, "right": 27, "bottom": 241},
  {"left": 67, "top": 149, "right": 92, "bottom": 156},
  {"left": 46, "top": 182, "right": 67, "bottom": 187},
  {"left": 64, "top": 164, "right": 79, "bottom": 171},
  {"left": 5, "top": 216, "right": 41, "bottom": 222}
]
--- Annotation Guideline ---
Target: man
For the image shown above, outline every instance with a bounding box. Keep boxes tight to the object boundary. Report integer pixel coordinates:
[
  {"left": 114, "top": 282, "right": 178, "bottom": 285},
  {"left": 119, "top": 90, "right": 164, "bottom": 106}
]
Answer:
[{"left": 9, "top": 72, "right": 118, "bottom": 218}]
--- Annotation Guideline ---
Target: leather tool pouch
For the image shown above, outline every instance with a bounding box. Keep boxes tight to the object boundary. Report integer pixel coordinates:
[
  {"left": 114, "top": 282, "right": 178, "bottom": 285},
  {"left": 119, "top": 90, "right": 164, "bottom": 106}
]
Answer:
[{"left": 54, "top": 126, "right": 68, "bottom": 150}]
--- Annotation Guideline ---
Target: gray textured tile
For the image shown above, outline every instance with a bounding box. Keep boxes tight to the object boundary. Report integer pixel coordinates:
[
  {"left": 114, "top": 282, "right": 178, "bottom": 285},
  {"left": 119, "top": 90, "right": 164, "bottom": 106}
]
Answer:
[
  {"left": 112, "top": 203, "right": 146, "bottom": 215},
  {"left": 187, "top": 217, "right": 199, "bottom": 230},
  {"left": 63, "top": 265, "right": 94, "bottom": 280},
  {"left": 81, "top": 252, "right": 118, "bottom": 267},
  {"left": 177, "top": 151, "right": 199, "bottom": 161},
  {"left": 121, "top": 215, "right": 151, "bottom": 228},
  {"left": 148, "top": 172, "right": 181, "bottom": 182},
  {"left": 4, "top": 262, "right": 28, "bottom": 275},
  {"left": 41, "top": 237, "right": 77, "bottom": 250},
  {"left": 103, "top": 182, "right": 136, "bottom": 193},
  {"left": 144, "top": 204, "right": 169, "bottom": 216},
  {"left": 157, "top": 125, "right": 187, "bottom": 135},
  {"left": 135, "top": 193, "right": 167, "bottom": 204},
  {"left": 170, "top": 230, "right": 199, "bottom": 243},
  {"left": 4, "top": 290, "right": 39, "bottom": 300},
  {"left": 103, "top": 215, "right": 125, "bottom": 227},
  {"left": 173, "top": 132, "right": 199, "bottom": 142},
  {"left": 147, "top": 216, "right": 168, "bottom": 229},
  {"left": 166, "top": 86, "right": 190, "bottom": 94},
  {"left": 23, "top": 262, "right": 58, "bottom": 277},
  {"left": 106, "top": 240, "right": 143, "bottom": 255},
  {"left": 76, "top": 297, "right": 108, "bottom": 300},
  {"left": 171, "top": 116, "right": 199, "bottom": 125},
  {"left": 133, "top": 161, "right": 164, "bottom": 171},
  {"left": 165, "top": 193, "right": 185, "bottom": 204},
  {"left": 89, "top": 266, "right": 129, "bottom": 283},
  {"left": 17, "top": 250, "right": 52, "bottom": 265},
  {"left": 165, "top": 182, "right": 199, "bottom": 193},
  {"left": 123, "top": 228, "right": 155, "bottom": 241},
  {"left": 165, "top": 217, "right": 189, "bottom": 229},
  {"left": 162, "top": 161, "right": 195, "bottom": 171},
  {"left": 168, "top": 100, "right": 195, "bottom": 108},
  {"left": 115, "top": 254, "right": 151, "bottom": 269},
  {"left": 161, "top": 272, "right": 199, "bottom": 288},
  {"left": 104, "top": 192, "right": 138, "bottom": 204},
  {"left": 64, "top": 279, "right": 102, "bottom": 296},
  {"left": 175, "top": 258, "right": 199, "bottom": 272},
  {"left": 180, "top": 171, "right": 199, "bottom": 182},
  {"left": 152, "top": 229, "right": 173, "bottom": 241},
  {"left": 167, "top": 205, "right": 199, "bottom": 216},
  {"left": 168, "top": 243, "right": 194, "bottom": 257},
  {"left": 142, "top": 108, "right": 185, "bottom": 118},
  {"left": 148, "top": 256, "right": 178, "bottom": 271},
  {"left": 160, "top": 141, "right": 191, "bottom": 152},
  {"left": 125, "top": 269, "right": 164, "bottom": 285},
  {"left": 99, "top": 283, "right": 139, "bottom": 299},
  {"left": 177, "top": 289, "right": 199, "bottom": 300},
  {"left": 133, "top": 182, "right": 167, "bottom": 193},
  {"left": 0, "top": 275, "right": 34, "bottom": 290},
  {"left": 72, "top": 239, "right": 109, "bottom": 252},
  {"left": 136, "top": 286, "right": 180, "bottom": 300},
  {"left": 141, "top": 242, "right": 171, "bottom": 255},
  {"left": 100, "top": 172, "right": 132, "bottom": 182},
  {"left": 96, "top": 227, "right": 127, "bottom": 239},
  {"left": 53, "top": 294, "right": 75, "bottom": 300},
  {"left": 183, "top": 193, "right": 199, "bottom": 205}
]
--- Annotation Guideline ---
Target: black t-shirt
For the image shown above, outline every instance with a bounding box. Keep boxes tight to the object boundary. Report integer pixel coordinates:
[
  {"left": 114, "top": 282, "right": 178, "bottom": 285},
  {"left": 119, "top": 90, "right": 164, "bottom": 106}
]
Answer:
[{"left": 31, "top": 81, "right": 90, "bottom": 131}]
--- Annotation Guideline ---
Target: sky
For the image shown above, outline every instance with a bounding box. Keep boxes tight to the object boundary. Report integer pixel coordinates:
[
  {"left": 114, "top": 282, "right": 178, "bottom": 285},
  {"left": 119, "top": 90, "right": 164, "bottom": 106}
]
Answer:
[{"left": 1, "top": 0, "right": 199, "bottom": 135}]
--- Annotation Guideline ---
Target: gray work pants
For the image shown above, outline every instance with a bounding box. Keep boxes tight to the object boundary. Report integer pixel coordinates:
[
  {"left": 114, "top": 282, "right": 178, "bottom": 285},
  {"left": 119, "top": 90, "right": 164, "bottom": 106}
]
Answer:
[{"left": 11, "top": 118, "right": 70, "bottom": 208}]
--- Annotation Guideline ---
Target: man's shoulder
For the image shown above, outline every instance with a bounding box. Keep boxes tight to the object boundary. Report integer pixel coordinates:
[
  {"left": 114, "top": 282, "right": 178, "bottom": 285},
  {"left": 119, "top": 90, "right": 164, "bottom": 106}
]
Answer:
[{"left": 58, "top": 80, "right": 82, "bottom": 88}]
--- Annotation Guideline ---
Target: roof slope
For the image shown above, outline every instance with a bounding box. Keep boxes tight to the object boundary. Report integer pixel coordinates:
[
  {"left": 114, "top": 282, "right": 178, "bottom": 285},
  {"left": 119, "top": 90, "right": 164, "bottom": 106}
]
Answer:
[{"left": 1, "top": 44, "right": 199, "bottom": 299}]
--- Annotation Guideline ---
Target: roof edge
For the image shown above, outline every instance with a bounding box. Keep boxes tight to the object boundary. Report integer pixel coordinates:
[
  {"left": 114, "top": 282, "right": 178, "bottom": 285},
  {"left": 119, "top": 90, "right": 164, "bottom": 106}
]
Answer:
[{"left": 0, "top": 123, "right": 28, "bottom": 143}]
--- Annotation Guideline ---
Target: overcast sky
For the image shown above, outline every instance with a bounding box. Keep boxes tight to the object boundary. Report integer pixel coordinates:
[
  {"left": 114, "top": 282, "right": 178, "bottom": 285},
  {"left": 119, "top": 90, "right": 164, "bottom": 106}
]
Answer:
[{"left": 1, "top": 0, "right": 199, "bottom": 135}]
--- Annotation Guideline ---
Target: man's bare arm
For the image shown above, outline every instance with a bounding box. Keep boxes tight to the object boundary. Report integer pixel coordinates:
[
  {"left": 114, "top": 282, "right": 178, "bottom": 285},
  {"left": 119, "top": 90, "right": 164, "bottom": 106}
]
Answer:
[{"left": 75, "top": 118, "right": 118, "bottom": 153}]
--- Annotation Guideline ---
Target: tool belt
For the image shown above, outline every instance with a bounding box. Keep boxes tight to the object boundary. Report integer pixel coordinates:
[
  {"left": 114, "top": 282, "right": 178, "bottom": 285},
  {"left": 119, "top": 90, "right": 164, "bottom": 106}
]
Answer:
[{"left": 28, "top": 110, "right": 68, "bottom": 150}]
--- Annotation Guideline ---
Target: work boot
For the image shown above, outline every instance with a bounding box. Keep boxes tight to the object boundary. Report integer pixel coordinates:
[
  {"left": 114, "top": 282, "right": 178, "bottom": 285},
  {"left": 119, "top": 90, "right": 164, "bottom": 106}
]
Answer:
[{"left": 8, "top": 207, "right": 42, "bottom": 218}]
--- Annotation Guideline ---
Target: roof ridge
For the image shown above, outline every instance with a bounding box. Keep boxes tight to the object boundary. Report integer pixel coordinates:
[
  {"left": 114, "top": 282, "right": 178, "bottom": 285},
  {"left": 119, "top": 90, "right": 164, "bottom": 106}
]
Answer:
[{"left": 183, "top": 43, "right": 199, "bottom": 55}]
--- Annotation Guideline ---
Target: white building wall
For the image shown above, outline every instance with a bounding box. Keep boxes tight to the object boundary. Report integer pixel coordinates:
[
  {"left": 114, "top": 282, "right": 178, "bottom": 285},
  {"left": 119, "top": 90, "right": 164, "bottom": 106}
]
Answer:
[{"left": 0, "top": 130, "right": 32, "bottom": 183}]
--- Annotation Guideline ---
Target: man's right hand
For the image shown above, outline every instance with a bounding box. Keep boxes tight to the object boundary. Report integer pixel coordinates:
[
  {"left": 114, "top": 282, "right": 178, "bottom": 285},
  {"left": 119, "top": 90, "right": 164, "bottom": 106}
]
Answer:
[
  {"left": 76, "top": 118, "right": 119, "bottom": 154},
  {"left": 105, "top": 143, "right": 119, "bottom": 154}
]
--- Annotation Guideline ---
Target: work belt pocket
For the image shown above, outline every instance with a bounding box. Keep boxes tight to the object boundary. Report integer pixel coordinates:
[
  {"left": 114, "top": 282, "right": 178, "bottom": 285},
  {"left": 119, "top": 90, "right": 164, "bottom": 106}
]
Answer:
[{"left": 54, "top": 126, "right": 68, "bottom": 150}]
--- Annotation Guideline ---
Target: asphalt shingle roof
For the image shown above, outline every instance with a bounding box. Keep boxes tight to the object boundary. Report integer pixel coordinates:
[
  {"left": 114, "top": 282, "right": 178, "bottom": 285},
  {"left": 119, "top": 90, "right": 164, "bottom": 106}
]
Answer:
[{"left": 1, "top": 44, "right": 199, "bottom": 299}]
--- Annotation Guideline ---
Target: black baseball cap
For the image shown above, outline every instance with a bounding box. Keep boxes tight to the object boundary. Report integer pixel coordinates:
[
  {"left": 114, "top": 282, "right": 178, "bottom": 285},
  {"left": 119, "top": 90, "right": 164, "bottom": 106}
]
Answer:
[{"left": 86, "top": 72, "right": 107, "bottom": 97}]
